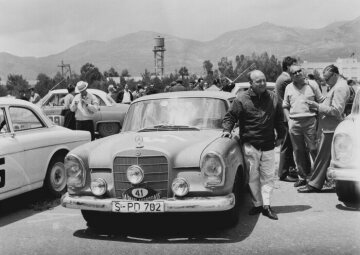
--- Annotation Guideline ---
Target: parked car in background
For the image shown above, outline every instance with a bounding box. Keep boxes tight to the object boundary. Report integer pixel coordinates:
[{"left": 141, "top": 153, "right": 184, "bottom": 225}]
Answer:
[
  {"left": 38, "top": 89, "right": 129, "bottom": 137},
  {"left": 62, "top": 91, "right": 249, "bottom": 228},
  {"left": 231, "top": 82, "right": 275, "bottom": 95},
  {"left": 328, "top": 90, "right": 360, "bottom": 209},
  {"left": 0, "top": 98, "right": 90, "bottom": 200}
]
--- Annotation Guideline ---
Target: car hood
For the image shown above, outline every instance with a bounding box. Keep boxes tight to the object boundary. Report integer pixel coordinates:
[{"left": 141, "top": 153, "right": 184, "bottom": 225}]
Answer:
[{"left": 89, "top": 130, "right": 222, "bottom": 168}]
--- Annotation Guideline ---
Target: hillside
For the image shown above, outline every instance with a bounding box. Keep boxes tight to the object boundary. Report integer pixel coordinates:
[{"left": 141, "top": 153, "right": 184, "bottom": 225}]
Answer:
[{"left": 0, "top": 16, "right": 359, "bottom": 80}]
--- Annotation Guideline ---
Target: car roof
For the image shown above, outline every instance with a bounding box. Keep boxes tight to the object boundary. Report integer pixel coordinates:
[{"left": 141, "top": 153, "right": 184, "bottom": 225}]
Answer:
[
  {"left": 48, "top": 88, "right": 106, "bottom": 95},
  {"left": 133, "top": 91, "right": 235, "bottom": 103},
  {"left": 0, "top": 97, "right": 36, "bottom": 107}
]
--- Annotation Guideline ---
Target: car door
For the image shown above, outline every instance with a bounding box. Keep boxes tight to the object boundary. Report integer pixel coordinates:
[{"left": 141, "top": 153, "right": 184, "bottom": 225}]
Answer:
[
  {"left": 41, "top": 93, "right": 65, "bottom": 126},
  {"left": 8, "top": 106, "right": 54, "bottom": 185},
  {"left": 0, "top": 107, "right": 27, "bottom": 199}
]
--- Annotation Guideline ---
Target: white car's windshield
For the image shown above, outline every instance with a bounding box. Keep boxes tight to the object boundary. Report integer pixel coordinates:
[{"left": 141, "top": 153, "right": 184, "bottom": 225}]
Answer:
[{"left": 122, "top": 97, "right": 227, "bottom": 132}]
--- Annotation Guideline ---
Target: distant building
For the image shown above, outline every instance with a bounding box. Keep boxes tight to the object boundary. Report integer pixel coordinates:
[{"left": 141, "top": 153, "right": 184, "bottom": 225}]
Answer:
[{"left": 302, "top": 57, "right": 360, "bottom": 81}]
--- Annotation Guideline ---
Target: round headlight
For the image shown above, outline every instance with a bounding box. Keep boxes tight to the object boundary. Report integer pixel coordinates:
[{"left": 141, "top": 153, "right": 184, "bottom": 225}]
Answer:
[
  {"left": 91, "top": 178, "right": 107, "bottom": 196},
  {"left": 333, "top": 133, "right": 353, "bottom": 164},
  {"left": 126, "top": 165, "right": 144, "bottom": 184},
  {"left": 201, "top": 153, "right": 224, "bottom": 177},
  {"left": 172, "top": 178, "right": 189, "bottom": 197}
]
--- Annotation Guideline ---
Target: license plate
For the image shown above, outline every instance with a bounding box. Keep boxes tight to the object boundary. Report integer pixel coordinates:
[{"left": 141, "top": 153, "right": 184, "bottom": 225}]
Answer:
[{"left": 112, "top": 201, "right": 164, "bottom": 213}]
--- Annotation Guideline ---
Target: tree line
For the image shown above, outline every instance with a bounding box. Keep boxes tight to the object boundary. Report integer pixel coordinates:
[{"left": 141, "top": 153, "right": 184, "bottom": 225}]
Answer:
[{"left": 0, "top": 52, "right": 283, "bottom": 98}]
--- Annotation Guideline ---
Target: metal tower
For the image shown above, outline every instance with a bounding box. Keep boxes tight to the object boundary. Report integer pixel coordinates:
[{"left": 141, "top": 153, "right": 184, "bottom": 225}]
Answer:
[{"left": 153, "top": 36, "right": 166, "bottom": 77}]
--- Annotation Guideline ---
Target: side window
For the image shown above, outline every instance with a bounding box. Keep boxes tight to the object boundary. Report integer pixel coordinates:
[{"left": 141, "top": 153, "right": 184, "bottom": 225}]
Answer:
[
  {"left": 9, "top": 107, "right": 45, "bottom": 131},
  {"left": 45, "top": 94, "right": 65, "bottom": 106},
  {"left": 0, "top": 108, "right": 9, "bottom": 133},
  {"left": 94, "top": 94, "right": 105, "bottom": 106}
]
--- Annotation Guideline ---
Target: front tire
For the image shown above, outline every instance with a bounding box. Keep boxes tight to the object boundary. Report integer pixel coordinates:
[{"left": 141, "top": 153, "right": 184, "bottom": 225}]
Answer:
[
  {"left": 336, "top": 180, "right": 360, "bottom": 209},
  {"left": 44, "top": 156, "right": 67, "bottom": 197},
  {"left": 98, "top": 122, "right": 121, "bottom": 137}
]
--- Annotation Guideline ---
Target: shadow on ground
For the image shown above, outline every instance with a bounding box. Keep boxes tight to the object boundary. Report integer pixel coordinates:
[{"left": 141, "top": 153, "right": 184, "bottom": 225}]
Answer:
[
  {"left": 74, "top": 193, "right": 259, "bottom": 244},
  {"left": 0, "top": 189, "right": 60, "bottom": 227}
]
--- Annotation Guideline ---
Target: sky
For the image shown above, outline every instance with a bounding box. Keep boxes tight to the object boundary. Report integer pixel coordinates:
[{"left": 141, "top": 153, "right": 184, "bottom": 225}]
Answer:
[{"left": 0, "top": 0, "right": 359, "bottom": 57}]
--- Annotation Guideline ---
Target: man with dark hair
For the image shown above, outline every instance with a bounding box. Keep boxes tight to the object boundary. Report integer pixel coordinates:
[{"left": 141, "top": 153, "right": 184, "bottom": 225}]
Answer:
[
  {"left": 275, "top": 56, "right": 299, "bottom": 182},
  {"left": 299, "top": 64, "right": 350, "bottom": 192},
  {"left": 170, "top": 78, "right": 186, "bottom": 92},
  {"left": 193, "top": 78, "right": 205, "bottom": 91},
  {"left": 222, "top": 70, "right": 285, "bottom": 220},
  {"left": 29, "top": 88, "right": 41, "bottom": 104},
  {"left": 117, "top": 83, "right": 133, "bottom": 104}
]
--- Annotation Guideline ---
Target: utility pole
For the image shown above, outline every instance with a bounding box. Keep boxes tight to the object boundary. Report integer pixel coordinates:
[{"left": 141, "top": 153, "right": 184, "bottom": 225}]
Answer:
[{"left": 58, "top": 60, "right": 72, "bottom": 79}]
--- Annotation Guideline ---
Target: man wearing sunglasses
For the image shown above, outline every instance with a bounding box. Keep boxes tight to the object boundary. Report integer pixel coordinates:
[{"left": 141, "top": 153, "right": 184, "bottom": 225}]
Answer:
[
  {"left": 283, "top": 65, "right": 324, "bottom": 188},
  {"left": 298, "top": 65, "right": 350, "bottom": 193}
]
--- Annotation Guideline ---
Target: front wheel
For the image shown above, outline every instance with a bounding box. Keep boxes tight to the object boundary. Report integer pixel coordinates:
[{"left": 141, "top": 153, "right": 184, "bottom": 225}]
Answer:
[
  {"left": 44, "top": 156, "right": 67, "bottom": 197},
  {"left": 98, "top": 122, "right": 120, "bottom": 137},
  {"left": 336, "top": 180, "right": 360, "bottom": 209}
]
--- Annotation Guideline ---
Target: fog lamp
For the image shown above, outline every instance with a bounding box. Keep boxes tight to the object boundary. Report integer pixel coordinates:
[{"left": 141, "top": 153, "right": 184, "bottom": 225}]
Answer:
[
  {"left": 127, "top": 165, "right": 144, "bottom": 184},
  {"left": 171, "top": 178, "right": 189, "bottom": 197},
  {"left": 91, "top": 178, "right": 107, "bottom": 196}
]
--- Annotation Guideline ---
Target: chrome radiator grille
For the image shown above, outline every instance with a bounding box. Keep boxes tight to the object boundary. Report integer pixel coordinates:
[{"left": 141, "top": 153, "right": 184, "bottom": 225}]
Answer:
[{"left": 113, "top": 156, "right": 168, "bottom": 198}]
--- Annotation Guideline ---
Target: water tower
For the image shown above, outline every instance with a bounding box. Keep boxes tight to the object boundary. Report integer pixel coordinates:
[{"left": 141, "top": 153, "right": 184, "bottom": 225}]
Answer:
[{"left": 153, "top": 36, "right": 166, "bottom": 77}]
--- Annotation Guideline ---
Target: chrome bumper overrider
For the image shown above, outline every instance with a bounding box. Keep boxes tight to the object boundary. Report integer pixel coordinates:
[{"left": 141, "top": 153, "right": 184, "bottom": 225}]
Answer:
[
  {"left": 61, "top": 193, "right": 235, "bottom": 212},
  {"left": 327, "top": 167, "right": 360, "bottom": 182}
]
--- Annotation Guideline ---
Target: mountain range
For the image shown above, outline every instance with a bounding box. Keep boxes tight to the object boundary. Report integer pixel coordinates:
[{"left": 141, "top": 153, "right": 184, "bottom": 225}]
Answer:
[{"left": 1, "top": 16, "right": 359, "bottom": 81}]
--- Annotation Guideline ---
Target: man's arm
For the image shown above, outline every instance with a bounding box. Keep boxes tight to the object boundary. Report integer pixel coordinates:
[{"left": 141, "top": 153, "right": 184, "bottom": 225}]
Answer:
[{"left": 222, "top": 99, "right": 243, "bottom": 137}]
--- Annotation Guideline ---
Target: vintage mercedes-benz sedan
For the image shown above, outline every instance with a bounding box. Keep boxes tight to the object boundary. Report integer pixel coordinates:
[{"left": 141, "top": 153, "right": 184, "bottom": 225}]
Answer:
[
  {"left": 38, "top": 89, "right": 129, "bottom": 137},
  {"left": 328, "top": 90, "right": 360, "bottom": 209},
  {"left": 61, "top": 91, "right": 249, "bottom": 227},
  {"left": 0, "top": 97, "right": 90, "bottom": 200}
]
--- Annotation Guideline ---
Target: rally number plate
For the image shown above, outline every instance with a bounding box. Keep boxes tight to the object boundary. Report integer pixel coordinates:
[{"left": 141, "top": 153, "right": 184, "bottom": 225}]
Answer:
[{"left": 112, "top": 201, "right": 164, "bottom": 213}]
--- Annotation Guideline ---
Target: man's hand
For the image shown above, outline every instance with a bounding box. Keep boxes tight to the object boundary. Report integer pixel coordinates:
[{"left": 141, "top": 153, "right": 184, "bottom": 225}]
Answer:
[
  {"left": 221, "top": 131, "right": 232, "bottom": 138},
  {"left": 305, "top": 100, "right": 319, "bottom": 112}
]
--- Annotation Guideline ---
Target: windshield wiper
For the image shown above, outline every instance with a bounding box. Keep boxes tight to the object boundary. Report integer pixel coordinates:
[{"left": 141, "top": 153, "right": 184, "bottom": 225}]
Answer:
[{"left": 138, "top": 124, "right": 200, "bottom": 132}]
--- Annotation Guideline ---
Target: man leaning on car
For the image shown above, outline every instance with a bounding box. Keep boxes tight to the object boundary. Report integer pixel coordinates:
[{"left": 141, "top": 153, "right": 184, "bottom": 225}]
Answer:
[
  {"left": 222, "top": 70, "right": 285, "bottom": 220},
  {"left": 70, "top": 81, "right": 99, "bottom": 140}
]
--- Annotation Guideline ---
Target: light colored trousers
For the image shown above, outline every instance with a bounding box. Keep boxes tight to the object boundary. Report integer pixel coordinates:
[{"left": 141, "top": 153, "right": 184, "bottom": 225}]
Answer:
[{"left": 243, "top": 143, "right": 275, "bottom": 207}]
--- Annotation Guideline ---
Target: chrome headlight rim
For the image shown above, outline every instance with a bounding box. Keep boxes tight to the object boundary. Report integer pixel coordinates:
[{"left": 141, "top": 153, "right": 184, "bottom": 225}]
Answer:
[
  {"left": 65, "top": 153, "right": 87, "bottom": 188},
  {"left": 126, "top": 165, "right": 144, "bottom": 185},
  {"left": 90, "top": 178, "right": 107, "bottom": 196},
  {"left": 200, "top": 151, "right": 226, "bottom": 187},
  {"left": 171, "top": 177, "right": 190, "bottom": 197}
]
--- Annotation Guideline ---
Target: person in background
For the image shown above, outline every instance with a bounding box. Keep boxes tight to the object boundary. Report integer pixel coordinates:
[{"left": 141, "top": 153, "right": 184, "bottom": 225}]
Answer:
[
  {"left": 222, "top": 70, "right": 285, "bottom": 220},
  {"left": 275, "top": 56, "right": 299, "bottom": 182},
  {"left": 193, "top": 78, "right": 205, "bottom": 91},
  {"left": 344, "top": 79, "right": 356, "bottom": 116},
  {"left": 298, "top": 65, "right": 350, "bottom": 193},
  {"left": 117, "top": 83, "right": 133, "bottom": 104},
  {"left": 29, "top": 88, "right": 41, "bottom": 104},
  {"left": 188, "top": 80, "right": 196, "bottom": 90},
  {"left": 62, "top": 84, "right": 76, "bottom": 130},
  {"left": 70, "top": 81, "right": 99, "bottom": 140},
  {"left": 106, "top": 84, "right": 117, "bottom": 104},
  {"left": 170, "top": 78, "right": 186, "bottom": 92},
  {"left": 283, "top": 65, "right": 324, "bottom": 188}
]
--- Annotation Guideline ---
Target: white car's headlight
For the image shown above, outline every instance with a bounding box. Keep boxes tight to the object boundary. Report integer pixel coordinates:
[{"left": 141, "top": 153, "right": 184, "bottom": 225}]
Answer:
[
  {"left": 171, "top": 178, "right": 189, "bottom": 197},
  {"left": 200, "top": 152, "right": 225, "bottom": 187},
  {"left": 126, "top": 165, "right": 144, "bottom": 185},
  {"left": 65, "top": 154, "right": 86, "bottom": 188},
  {"left": 91, "top": 178, "right": 107, "bottom": 196},
  {"left": 333, "top": 133, "right": 353, "bottom": 164}
]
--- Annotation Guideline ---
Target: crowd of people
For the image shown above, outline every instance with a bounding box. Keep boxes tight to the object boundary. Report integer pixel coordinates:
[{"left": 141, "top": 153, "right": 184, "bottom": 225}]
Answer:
[{"left": 222, "top": 56, "right": 355, "bottom": 220}]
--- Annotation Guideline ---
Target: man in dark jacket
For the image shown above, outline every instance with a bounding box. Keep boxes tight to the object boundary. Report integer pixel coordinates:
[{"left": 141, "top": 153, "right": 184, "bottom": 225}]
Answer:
[
  {"left": 117, "top": 84, "right": 134, "bottom": 104},
  {"left": 170, "top": 78, "right": 186, "bottom": 92},
  {"left": 222, "top": 70, "right": 285, "bottom": 220}
]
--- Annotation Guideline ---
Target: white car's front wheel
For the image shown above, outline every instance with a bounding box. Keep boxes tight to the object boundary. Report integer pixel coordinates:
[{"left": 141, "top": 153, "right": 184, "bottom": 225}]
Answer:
[{"left": 44, "top": 156, "right": 67, "bottom": 197}]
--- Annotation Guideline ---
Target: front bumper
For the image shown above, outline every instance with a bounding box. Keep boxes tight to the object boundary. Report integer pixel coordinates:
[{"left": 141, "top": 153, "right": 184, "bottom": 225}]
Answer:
[
  {"left": 327, "top": 167, "right": 360, "bottom": 182},
  {"left": 61, "top": 193, "right": 235, "bottom": 212}
]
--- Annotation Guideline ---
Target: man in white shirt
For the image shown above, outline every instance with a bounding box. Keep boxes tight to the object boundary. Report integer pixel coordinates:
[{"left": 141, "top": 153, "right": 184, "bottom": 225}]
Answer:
[
  {"left": 29, "top": 88, "right": 41, "bottom": 104},
  {"left": 117, "top": 84, "right": 133, "bottom": 104},
  {"left": 70, "top": 81, "right": 99, "bottom": 140}
]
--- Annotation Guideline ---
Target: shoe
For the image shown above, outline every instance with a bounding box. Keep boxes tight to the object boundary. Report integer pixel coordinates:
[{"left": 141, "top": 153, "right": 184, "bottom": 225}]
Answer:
[
  {"left": 249, "top": 206, "right": 263, "bottom": 215},
  {"left": 262, "top": 206, "right": 278, "bottom": 220},
  {"left": 294, "top": 179, "right": 307, "bottom": 187},
  {"left": 280, "top": 175, "right": 298, "bottom": 182},
  {"left": 297, "top": 185, "right": 321, "bottom": 193}
]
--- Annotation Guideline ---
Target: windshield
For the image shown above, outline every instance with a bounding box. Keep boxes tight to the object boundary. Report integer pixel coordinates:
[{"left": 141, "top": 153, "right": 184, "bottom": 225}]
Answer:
[{"left": 122, "top": 97, "right": 228, "bottom": 132}]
